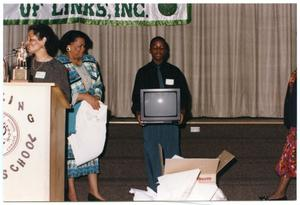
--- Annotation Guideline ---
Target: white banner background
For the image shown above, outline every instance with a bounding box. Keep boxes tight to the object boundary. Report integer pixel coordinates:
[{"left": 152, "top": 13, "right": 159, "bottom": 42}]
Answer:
[{"left": 3, "top": 3, "right": 191, "bottom": 26}]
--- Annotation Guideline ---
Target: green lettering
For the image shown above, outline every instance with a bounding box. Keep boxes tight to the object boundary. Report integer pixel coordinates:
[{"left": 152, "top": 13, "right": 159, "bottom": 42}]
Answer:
[
  {"left": 96, "top": 4, "right": 107, "bottom": 17},
  {"left": 115, "top": 4, "right": 120, "bottom": 17},
  {"left": 19, "top": 4, "right": 31, "bottom": 17},
  {"left": 31, "top": 4, "right": 40, "bottom": 17},
  {"left": 121, "top": 4, "right": 132, "bottom": 17},
  {"left": 64, "top": 4, "right": 69, "bottom": 15},
  {"left": 83, "top": 4, "right": 94, "bottom": 16},
  {"left": 71, "top": 4, "right": 82, "bottom": 15},
  {"left": 52, "top": 4, "right": 63, "bottom": 16},
  {"left": 133, "top": 4, "right": 145, "bottom": 17}
]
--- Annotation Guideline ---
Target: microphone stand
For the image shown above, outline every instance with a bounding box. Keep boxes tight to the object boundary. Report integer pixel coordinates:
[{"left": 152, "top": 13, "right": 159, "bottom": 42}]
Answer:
[{"left": 3, "top": 52, "right": 16, "bottom": 82}]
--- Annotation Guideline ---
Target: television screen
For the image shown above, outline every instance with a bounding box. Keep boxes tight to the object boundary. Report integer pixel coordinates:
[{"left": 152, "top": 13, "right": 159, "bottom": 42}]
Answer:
[{"left": 140, "top": 88, "right": 180, "bottom": 124}]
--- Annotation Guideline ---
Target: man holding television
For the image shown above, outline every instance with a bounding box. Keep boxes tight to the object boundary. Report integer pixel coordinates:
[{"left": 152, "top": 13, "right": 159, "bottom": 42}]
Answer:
[{"left": 131, "top": 36, "right": 191, "bottom": 191}]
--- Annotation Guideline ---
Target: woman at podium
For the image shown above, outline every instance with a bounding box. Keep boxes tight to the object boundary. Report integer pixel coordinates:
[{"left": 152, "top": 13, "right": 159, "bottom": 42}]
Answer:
[
  {"left": 57, "top": 30, "right": 105, "bottom": 201},
  {"left": 26, "top": 24, "right": 70, "bottom": 100}
]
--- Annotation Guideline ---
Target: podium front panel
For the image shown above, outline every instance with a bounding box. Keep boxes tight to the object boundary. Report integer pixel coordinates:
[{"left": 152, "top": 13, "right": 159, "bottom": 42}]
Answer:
[{"left": 3, "top": 83, "right": 65, "bottom": 201}]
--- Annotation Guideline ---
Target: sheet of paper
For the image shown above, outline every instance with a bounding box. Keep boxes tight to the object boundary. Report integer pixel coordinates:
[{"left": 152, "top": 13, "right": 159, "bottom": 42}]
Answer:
[
  {"left": 68, "top": 101, "right": 107, "bottom": 166},
  {"left": 156, "top": 168, "right": 200, "bottom": 200},
  {"left": 129, "top": 187, "right": 157, "bottom": 200}
]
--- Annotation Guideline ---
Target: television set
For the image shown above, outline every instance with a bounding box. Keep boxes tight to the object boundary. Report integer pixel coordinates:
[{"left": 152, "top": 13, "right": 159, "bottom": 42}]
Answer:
[{"left": 140, "top": 88, "right": 180, "bottom": 124}]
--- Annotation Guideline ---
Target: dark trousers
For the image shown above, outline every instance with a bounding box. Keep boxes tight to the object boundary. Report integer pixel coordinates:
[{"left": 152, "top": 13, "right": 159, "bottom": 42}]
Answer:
[{"left": 143, "top": 124, "right": 180, "bottom": 191}]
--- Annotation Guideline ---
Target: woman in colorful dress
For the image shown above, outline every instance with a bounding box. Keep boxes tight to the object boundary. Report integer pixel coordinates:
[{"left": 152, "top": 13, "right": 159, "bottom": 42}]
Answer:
[
  {"left": 57, "top": 30, "right": 105, "bottom": 201},
  {"left": 259, "top": 70, "right": 296, "bottom": 200}
]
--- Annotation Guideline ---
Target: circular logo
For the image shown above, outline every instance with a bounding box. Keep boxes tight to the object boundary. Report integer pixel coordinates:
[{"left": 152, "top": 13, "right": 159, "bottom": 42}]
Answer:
[
  {"left": 3, "top": 112, "right": 20, "bottom": 156},
  {"left": 158, "top": 4, "right": 178, "bottom": 16}
]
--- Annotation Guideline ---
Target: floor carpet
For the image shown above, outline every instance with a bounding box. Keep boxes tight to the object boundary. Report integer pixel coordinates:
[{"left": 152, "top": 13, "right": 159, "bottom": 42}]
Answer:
[{"left": 73, "top": 123, "right": 296, "bottom": 201}]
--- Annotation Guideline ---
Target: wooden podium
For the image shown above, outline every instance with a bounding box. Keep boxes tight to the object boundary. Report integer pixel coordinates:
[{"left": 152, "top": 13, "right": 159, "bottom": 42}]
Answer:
[{"left": 3, "top": 83, "right": 70, "bottom": 201}]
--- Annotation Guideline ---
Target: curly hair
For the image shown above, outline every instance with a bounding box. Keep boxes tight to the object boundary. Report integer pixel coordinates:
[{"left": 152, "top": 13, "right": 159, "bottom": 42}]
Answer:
[
  {"left": 59, "top": 30, "right": 93, "bottom": 54},
  {"left": 28, "top": 24, "right": 59, "bottom": 57}
]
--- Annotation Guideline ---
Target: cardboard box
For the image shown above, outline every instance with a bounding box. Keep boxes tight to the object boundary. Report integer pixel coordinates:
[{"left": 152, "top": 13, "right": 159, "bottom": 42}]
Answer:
[
  {"left": 164, "top": 150, "right": 235, "bottom": 184},
  {"left": 129, "top": 150, "right": 235, "bottom": 201}
]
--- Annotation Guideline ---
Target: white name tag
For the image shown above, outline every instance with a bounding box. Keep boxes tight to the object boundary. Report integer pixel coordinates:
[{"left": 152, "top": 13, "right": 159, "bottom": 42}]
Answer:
[
  {"left": 35, "top": 71, "right": 46, "bottom": 79},
  {"left": 165, "top": 79, "right": 174, "bottom": 85}
]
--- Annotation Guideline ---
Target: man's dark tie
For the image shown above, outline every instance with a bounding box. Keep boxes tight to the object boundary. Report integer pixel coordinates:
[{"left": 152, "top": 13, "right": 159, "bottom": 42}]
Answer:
[{"left": 157, "top": 65, "right": 164, "bottom": 88}]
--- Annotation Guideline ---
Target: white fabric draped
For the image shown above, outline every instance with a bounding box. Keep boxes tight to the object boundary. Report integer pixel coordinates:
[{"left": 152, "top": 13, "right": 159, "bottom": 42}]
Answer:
[{"left": 3, "top": 4, "right": 296, "bottom": 118}]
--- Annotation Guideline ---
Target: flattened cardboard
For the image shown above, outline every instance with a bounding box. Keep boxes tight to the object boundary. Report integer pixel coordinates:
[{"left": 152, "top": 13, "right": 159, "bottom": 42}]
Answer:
[
  {"left": 164, "top": 158, "right": 219, "bottom": 183},
  {"left": 164, "top": 150, "right": 235, "bottom": 183},
  {"left": 217, "top": 150, "right": 235, "bottom": 173}
]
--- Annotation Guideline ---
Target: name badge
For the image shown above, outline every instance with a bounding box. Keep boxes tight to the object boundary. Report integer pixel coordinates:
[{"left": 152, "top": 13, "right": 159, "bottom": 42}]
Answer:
[
  {"left": 35, "top": 71, "right": 46, "bottom": 79},
  {"left": 166, "top": 79, "right": 174, "bottom": 85}
]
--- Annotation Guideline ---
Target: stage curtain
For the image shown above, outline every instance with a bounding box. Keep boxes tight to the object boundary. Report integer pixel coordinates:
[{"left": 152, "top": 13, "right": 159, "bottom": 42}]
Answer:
[{"left": 3, "top": 4, "right": 296, "bottom": 117}]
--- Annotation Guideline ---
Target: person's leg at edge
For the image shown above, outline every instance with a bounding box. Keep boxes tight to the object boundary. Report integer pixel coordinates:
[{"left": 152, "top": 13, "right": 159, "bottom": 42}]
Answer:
[
  {"left": 68, "top": 177, "right": 78, "bottom": 201},
  {"left": 88, "top": 173, "right": 106, "bottom": 200},
  {"left": 269, "top": 128, "right": 296, "bottom": 199},
  {"left": 260, "top": 127, "right": 296, "bottom": 200},
  {"left": 268, "top": 175, "right": 291, "bottom": 199}
]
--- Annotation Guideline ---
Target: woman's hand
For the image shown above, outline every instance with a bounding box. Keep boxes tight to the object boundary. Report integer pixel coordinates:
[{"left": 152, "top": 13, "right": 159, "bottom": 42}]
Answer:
[
  {"left": 86, "top": 94, "right": 100, "bottom": 110},
  {"left": 78, "top": 93, "right": 100, "bottom": 110}
]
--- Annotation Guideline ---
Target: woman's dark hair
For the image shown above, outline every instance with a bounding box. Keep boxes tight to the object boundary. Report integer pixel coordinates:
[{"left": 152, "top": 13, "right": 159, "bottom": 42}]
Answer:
[
  {"left": 150, "top": 36, "right": 170, "bottom": 62},
  {"left": 59, "top": 30, "right": 93, "bottom": 54},
  {"left": 28, "top": 24, "right": 59, "bottom": 57}
]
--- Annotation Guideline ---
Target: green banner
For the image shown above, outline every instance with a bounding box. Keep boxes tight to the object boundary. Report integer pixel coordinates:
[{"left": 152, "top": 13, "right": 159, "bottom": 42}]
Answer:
[{"left": 3, "top": 3, "right": 192, "bottom": 26}]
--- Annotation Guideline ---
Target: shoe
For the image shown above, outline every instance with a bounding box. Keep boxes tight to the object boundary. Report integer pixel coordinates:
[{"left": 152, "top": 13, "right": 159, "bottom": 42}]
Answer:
[
  {"left": 88, "top": 193, "right": 104, "bottom": 201},
  {"left": 259, "top": 195, "right": 287, "bottom": 200}
]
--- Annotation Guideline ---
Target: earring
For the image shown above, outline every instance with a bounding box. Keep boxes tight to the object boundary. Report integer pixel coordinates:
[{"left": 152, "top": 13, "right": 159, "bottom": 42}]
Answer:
[{"left": 66, "top": 46, "right": 71, "bottom": 52}]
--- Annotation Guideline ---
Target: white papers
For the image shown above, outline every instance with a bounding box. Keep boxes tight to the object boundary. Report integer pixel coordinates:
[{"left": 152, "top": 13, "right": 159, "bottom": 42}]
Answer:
[
  {"left": 129, "top": 187, "right": 157, "bottom": 201},
  {"left": 170, "top": 154, "right": 184, "bottom": 159},
  {"left": 129, "top": 155, "right": 228, "bottom": 201},
  {"left": 187, "top": 182, "right": 218, "bottom": 200},
  {"left": 156, "top": 169, "right": 200, "bottom": 200},
  {"left": 211, "top": 187, "right": 227, "bottom": 200},
  {"left": 68, "top": 101, "right": 107, "bottom": 166}
]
